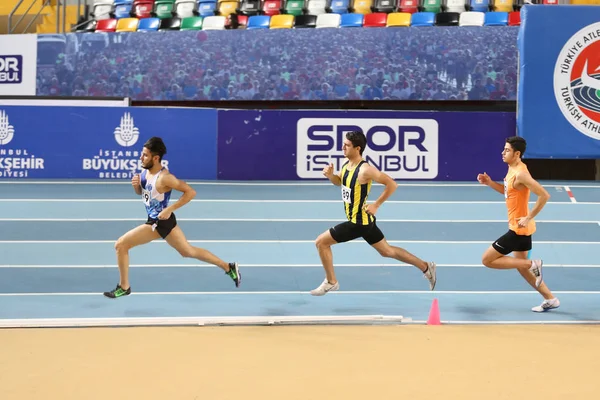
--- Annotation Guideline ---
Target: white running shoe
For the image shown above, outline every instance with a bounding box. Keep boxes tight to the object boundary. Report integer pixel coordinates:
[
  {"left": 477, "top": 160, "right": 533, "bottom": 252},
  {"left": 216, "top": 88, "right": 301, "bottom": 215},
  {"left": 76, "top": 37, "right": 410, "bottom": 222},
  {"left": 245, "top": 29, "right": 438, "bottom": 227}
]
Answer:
[
  {"left": 532, "top": 298, "right": 560, "bottom": 313},
  {"left": 310, "top": 278, "right": 339, "bottom": 296},
  {"left": 424, "top": 261, "right": 437, "bottom": 290},
  {"left": 529, "top": 259, "right": 543, "bottom": 287}
]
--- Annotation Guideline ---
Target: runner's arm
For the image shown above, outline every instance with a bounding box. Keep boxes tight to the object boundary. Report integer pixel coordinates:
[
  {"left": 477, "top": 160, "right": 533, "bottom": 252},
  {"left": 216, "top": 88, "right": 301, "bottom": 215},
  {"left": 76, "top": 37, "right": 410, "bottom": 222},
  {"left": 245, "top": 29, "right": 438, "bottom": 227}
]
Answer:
[
  {"left": 488, "top": 181, "right": 504, "bottom": 195},
  {"left": 161, "top": 173, "right": 197, "bottom": 213},
  {"left": 517, "top": 171, "right": 550, "bottom": 220},
  {"left": 362, "top": 165, "right": 397, "bottom": 207}
]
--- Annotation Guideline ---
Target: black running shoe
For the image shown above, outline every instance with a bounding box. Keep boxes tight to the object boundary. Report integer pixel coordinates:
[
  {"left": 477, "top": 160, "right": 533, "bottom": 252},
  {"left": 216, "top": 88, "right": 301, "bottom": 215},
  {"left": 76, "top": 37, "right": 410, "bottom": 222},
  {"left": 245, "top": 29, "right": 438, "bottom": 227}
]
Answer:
[
  {"left": 103, "top": 285, "right": 131, "bottom": 298},
  {"left": 226, "top": 262, "right": 241, "bottom": 287}
]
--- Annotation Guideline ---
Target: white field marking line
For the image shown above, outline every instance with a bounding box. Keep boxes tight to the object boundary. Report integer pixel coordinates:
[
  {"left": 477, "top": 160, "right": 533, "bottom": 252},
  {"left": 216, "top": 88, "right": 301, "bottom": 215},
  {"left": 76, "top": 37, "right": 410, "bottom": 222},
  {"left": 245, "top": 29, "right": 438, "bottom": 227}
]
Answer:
[
  {"left": 0, "top": 180, "right": 599, "bottom": 188},
  {"left": 1, "top": 263, "right": 599, "bottom": 268},
  {"left": 1, "top": 290, "right": 600, "bottom": 296},
  {"left": 406, "top": 320, "right": 600, "bottom": 325},
  {"left": 0, "top": 315, "right": 406, "bottom": 329},
  {"left": 0, "top": 199, "right": 597, "bottom": 205},
  {"left": 564, "top": 185, "right": 578, "bottom": 203},
  {"left": 0, "top": 239, "right": 599, "bottom": 244},
  {"left": 0, "top": 218, "right": 597, "bottom": 224}
]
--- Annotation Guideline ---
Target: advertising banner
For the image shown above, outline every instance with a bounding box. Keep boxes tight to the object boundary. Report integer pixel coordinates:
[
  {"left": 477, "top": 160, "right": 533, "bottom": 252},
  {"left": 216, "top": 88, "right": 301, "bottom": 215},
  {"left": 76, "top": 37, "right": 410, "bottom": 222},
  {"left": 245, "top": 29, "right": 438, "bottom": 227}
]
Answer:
[
  {"left": 517, "top": 5, "right": 600, "bottom": 158},
  {"left": 0, "top": 34, "right": 37, "bottom": 96},
  {"left": 217, "top": 110, "right": 515, "bottom": 181},
  {"left": 0, "top": 106, "right": 217, "bottom": 180}
]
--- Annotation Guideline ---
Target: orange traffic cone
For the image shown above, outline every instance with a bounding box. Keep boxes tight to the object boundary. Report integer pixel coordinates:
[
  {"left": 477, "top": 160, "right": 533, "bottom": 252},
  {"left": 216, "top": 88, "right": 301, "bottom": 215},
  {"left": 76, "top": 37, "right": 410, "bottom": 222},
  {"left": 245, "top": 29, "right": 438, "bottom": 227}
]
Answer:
[{"left": 427, "top": 298, "right": 441, "bottom": 325}]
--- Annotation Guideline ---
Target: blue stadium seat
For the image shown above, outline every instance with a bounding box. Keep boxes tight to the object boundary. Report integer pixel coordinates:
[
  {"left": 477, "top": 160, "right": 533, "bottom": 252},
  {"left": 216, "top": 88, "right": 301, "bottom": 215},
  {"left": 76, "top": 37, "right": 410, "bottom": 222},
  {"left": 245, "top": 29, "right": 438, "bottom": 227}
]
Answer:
[
  {"left": 410, "top": 11, "right": 434, "bottom": 26},
  {"left": 112, "top": 0, "right": 133, "bottom": 18},
  {"left": 484, "top": 11, "right": 508, "bottom": 25},
  {"left": 328, "top": 0, "right": 350, "bottom": 13},
  {"left": 137, "top": 17, "right": 161, "bottom": 30},
  {"left": 339, "top": 13, "right": 363, "bottom": 27},
  {"left": 247, "top": 15, "right": 271, "bottom": 29},
  {"left": 469, "top": 0, "right": 489, "bottom": 12},
  {"left": 197, "top": 0, "right": 217, "bottom": 16}
]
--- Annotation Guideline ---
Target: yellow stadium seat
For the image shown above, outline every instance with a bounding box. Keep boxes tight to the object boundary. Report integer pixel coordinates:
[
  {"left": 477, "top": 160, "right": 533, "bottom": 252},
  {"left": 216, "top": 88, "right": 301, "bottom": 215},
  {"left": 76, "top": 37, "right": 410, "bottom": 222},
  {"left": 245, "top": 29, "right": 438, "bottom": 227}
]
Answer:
[
  {"left": 218, "top": 1, "right": 238, "bottom": 16},
  {"left": 270, "top": 14, "right": 294, "bottom": 28},
  {"left": 352, "top": 0, "right": 373, "bottom": 14},
  {"left": 116, "top": 18, "right": 139, "bottom": 32},
  {"left": 386, "top": 12, "right": 411, "bottom": 27},
  {"left": 493, "top": 0, "right": 513, "bottom": 12}
]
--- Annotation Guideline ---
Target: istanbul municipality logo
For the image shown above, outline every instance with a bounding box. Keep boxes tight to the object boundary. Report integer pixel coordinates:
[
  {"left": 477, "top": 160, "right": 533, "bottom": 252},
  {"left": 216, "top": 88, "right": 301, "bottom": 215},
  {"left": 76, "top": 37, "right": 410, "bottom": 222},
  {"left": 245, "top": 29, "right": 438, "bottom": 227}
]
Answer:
[{"left": 554, "top": 22, "right": 600, "bottom": 140}]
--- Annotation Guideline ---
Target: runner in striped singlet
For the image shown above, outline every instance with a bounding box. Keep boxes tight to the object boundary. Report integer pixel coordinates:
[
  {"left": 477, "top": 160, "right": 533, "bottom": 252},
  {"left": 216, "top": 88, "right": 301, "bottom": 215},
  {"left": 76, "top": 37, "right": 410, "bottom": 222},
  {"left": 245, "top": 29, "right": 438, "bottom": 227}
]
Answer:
[
  {"left": 310, "top": 131, "right": 437, "bottom": 296},
  {"left": 478, "top": 136, "right": 560, "bottom": 312}
]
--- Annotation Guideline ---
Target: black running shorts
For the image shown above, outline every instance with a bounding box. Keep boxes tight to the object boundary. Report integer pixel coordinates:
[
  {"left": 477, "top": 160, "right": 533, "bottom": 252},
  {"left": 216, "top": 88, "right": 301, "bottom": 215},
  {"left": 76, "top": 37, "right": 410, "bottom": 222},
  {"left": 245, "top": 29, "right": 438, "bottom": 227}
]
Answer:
[
  {"left": 492, "top": 229, "right": 532, "bottom": 255},
  {"left": 146, "top": 213, "right": 177, "bottom": 239},
  {"left": 329, "top": 221, "right": 385, "bottom": 245}
]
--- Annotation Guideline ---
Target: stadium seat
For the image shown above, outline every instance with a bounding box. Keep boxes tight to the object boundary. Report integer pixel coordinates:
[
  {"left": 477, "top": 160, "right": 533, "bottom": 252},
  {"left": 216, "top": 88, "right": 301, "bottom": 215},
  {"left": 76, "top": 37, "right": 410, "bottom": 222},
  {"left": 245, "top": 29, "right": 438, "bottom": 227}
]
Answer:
[
  {"left": 270, "top": 14, "right": 294, "bottom": 27},
  {"left": 385, "top": 11, "right": 410, "bottom": 26},
  {"left": 484, "top": 10, "right": 507, "bottom": 25},
  {"left": 181, "top": 16, "right": 204, "bottom": 28},
  {"left": 247, "top": 14, "right": 271, "bottom": 28},
  {"left": 116, "top": 17, "right": 140, "bottom": 30},
  {"left": 351, "top": 0, "right": 373, "bottom": 13},
  {"left": 410, "top": 11, "right": 434, "bottom": 26},
  {"left": 158, "top": 16, "right": 182, "bottom": 29},
  {"left": 340, "top": 12, "right": 364, "bottom": 26},
  {"left": 492, "top": 0, "right": 513, "bottom": 11},
  {"left": 328, "top": 0, "right": 350, "bottom": 13},
  {"left": 237, "top": 0, "right": 261, "bottom": 15},
  {"left": 132, "top": 0, "right": 155, "bottom": 17},
  {"left": 92, "top": 0, "right": 115, "bottom": 20},
  {"left": 228, "top": 14, "right": 248, "bottom": 28},
  {"left": 435, "top": 11, "right": 459, "bottom": 25},
  {"left": 371, "top": 0, "right": 397, "bottom": 13},
  {"left": 154, "top": 0, "right": 176, "bottom": 17},
  {"left": 202, "top": 14, "right": 226, "bottom": 28},
  {"left": 282, "top": 0, "right": 305, "bottom": 15},
  {"left": 363, "top": 12, "right": 387, "bottom": 26},
  {"left": 218, "top": 1, "right": 238, "bottom": 16},
  {"left": 262, "top": 0, "right": 282, "bottom": 15},
  {"left": 95, "top": 18, "right": 118, "bottom": 31},
  {"left": 458, "top": 10, "right": 483, "bottom": 25},
  {"left": 74, "top": 19, "right": 98, "bottom": 32},
  {"left": 174, "top": 0, "right": 198, "bottom": 17},
  {"left": 294, "top": 14, "right": 317, "bottom": 27},
  {"left": 443, "top": 0, "right": 465, "bottom": 12},
  {"left": 305, "top": 0, "right": 328, "bottom": 15},
  {"left": 316, "top": 13, "right": 340, "bottom": 27},
  {"left": 468, "top": 0, "right": 488, "bottom": 12},
  {"left": 420, "top": 0, "right": 441, "bottom": 12},
  {"left": 507, "top": 10, "right": 519, "bottom": 25},
  {"left": 398, "top": 0, "right": 418, "bottom": 13},
  {"left": 197, "top": 0, "right": 217, "bottom": 15},
  {"left": 137, "top": 17, "right": 160, "bottom": 30},
  {"left": 112, "top": 0, "right": 133, "bottom": 18}
]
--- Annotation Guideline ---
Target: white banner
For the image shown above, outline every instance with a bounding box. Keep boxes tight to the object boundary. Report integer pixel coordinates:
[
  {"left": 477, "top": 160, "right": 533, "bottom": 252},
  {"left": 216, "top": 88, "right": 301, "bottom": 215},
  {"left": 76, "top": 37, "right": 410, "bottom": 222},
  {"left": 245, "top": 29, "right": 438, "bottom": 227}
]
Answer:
[{"left": 0, "top": 34, "right": 37, "bottom": 96}]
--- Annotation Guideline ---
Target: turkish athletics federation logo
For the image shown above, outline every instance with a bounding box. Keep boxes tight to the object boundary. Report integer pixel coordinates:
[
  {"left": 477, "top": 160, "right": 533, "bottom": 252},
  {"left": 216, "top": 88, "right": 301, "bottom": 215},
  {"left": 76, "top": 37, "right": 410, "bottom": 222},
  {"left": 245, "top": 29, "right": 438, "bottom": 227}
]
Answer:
[{"left": 554, "top": 22, "right": 600, "bottom": 140}]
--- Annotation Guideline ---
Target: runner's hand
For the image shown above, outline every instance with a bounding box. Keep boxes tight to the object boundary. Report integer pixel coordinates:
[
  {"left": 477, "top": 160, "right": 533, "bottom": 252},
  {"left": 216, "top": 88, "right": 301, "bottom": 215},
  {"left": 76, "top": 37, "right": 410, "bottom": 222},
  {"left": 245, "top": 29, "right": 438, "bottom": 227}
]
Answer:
[
  {"left": 477, "top": 172, "right": 491, "bottom": 185},
  {"left": 132, "top": 174, "right": 140, "bottom": 188},
  {"left": 323, "top": 163, "right": 334, "bottom": 179}
]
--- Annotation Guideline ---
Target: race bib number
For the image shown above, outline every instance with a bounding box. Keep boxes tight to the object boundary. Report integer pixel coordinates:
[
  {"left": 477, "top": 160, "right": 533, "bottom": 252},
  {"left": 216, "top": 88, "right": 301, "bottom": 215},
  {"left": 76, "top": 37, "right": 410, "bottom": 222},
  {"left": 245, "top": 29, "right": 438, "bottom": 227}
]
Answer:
[
  {"left": 341, "top": 185, "right": 352, "bottom": 203},
  {"left": 503, "top": 179, "right": 508, "bottom": 199},
  {"left": 142, "top": 189, "right": 151, "bottom": 206}
]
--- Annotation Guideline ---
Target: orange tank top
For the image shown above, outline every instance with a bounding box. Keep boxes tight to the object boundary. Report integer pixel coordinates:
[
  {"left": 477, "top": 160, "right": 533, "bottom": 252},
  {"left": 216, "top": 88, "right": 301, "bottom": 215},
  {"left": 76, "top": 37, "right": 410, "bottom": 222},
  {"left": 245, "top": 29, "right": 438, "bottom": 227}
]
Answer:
[{"left": 504, "top": 163, "right": 536, "bottom": 236}]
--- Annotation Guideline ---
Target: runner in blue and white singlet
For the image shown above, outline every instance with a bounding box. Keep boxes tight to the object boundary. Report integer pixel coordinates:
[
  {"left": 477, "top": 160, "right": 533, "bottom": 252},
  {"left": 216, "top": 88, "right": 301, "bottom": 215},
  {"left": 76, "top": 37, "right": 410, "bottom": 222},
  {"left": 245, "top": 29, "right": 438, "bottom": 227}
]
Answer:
[
  {"left": 103, "top": 136, "right": 241, "bottom": 300},
  {"left": 140, "top": 167, "right": 172, "bottom": 220}
]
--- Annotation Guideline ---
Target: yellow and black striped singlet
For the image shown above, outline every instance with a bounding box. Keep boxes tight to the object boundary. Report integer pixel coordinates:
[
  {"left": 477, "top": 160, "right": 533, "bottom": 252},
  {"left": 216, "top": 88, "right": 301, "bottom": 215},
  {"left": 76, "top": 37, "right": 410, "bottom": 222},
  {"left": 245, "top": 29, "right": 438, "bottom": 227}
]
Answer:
[{"left": 340, "top": 160, "right": 374, "bottom": 226}]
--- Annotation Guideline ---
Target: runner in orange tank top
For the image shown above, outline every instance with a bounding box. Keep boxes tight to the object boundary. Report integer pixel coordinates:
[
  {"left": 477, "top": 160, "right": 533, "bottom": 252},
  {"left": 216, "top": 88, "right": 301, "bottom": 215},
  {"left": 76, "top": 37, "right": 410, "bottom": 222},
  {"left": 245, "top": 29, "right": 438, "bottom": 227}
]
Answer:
[{"left": 477, "top": 136, "right": 560, "bottom": 313}]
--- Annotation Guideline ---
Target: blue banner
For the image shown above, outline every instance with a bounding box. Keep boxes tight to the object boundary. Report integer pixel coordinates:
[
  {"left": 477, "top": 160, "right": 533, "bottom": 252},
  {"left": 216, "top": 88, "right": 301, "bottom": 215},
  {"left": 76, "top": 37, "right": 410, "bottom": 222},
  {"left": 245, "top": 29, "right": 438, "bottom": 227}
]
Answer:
[
  {"left": 35, "top": 27, "right": 518, "bottom": 101},
  {"left": 0, "top": 106, "right": 217, "bottom": 179},
  {"left": 217, "top": 109, "right": 514, "bottom": 181},
  {"left": 517, "top": 5, "right": 600, "bottom": 158}
]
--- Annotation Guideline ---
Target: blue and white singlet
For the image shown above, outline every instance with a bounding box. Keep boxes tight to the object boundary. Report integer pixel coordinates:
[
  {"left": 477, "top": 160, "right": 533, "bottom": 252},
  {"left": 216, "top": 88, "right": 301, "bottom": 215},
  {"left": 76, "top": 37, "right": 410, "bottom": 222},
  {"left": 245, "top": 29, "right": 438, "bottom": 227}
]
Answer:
[{"left": 140, "top": 168, "right": 172, "bottom": 219}]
